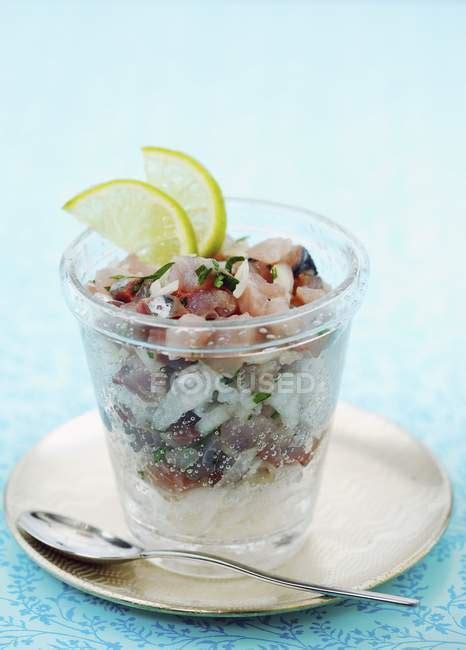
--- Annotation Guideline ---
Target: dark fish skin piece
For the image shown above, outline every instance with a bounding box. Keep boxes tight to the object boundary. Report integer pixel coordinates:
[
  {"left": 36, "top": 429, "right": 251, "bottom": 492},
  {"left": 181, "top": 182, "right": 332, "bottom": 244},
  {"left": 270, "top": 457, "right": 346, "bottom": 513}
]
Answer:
[
  {"left": 112, "top": 355, "right": 166, "bottom": 402},
  {"left": 292, "top": 246, "right": 318, "bottom": 276},
  {"left": 147, "top": 295, "right": 187, "bottom": 318},
  {"left": 201, "top": 435, "right": 232, "bottom": 474},
  {"left": 157, "top": 356, "right": 194, "bottom": 373}
]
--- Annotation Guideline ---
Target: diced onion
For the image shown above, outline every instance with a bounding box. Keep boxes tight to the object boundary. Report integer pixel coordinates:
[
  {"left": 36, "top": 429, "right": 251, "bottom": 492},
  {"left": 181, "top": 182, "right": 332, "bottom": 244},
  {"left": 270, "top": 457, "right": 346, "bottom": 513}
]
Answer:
[
  {"left": 150, "top": 279, "right": 179, "bottom": 297},
  {"left": 233, "top": 260, "right": 250, "bottom": 298},
  {"left": 196, "top": 404, "right": 233, "bottom": 435},
  {"left": 272, "top": 263, "right": 294, "bottom": 294}
]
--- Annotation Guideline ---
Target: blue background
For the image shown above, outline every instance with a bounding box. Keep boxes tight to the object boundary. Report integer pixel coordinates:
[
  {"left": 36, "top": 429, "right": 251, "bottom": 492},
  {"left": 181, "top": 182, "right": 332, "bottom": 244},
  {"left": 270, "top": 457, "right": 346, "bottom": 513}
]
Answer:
[{"left": 1, "top": 1, "right": 465, "bottom": 648}]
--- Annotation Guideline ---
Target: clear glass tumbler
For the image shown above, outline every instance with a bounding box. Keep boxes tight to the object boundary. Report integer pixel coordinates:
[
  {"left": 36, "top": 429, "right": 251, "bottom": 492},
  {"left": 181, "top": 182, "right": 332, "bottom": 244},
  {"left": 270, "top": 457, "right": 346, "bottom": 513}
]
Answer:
[{"left": 60, "top": 198, "right": 369, "bottom": 576}]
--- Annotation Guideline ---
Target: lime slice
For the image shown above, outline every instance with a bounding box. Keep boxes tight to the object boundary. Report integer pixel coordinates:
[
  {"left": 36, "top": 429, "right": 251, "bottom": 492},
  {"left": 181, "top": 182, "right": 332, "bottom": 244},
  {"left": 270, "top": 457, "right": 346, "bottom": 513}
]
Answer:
[
  {"left": 142, "top": 147, "right": 226, "bottom": 257},
  {"left": 63, "top": 179, "right": 198, "bottom": 264}
]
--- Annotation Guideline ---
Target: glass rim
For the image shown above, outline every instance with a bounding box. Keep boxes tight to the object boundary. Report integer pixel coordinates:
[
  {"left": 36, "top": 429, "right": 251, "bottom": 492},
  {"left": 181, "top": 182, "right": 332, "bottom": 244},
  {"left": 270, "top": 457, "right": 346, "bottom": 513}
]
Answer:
[{"left": 60, "top": 196, "right": 369, "bottom": 343}]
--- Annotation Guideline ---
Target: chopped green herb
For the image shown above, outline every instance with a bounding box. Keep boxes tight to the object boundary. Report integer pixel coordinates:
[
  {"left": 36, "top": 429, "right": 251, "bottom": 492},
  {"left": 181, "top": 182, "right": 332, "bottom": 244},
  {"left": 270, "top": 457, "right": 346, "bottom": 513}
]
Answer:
[
  {"left": 145, "top": 262, "right": 175, "bottom": 283},
  {"left": 252, "top": 391, "right": 271, "bottom": 404},
  {"left": 111, "top": 262, "right": 174, "bottom": 284},
  {"left": 137, "top": 469, "right": 145, "bottom": 479},
  {"left": 271, "top": 409, "right": 280, "bottom": 420},
  {"left": 214, "top": 274, "right": 224, "bottom": 288},
  {"left": 147, "top": 351, "right": 155, "bottom": 359},
  {"left": 236, "top": 236, "right": 249, "bottom": 243},
  {"left": 271, "top": 265, "right": 278, "bottom": 280},
  {"left": 225, "top": 256, "right": 245, "bottom": 273},
  {"left": 104, "top": 285, "right": 111, "bottom": 291},
  {"left": 153, "top": 448, "right": 166, "bottom": 464},
  {"left": 221, "top": 274, "right": 239, "bottom": 292},
  {"left": 195, "top": 264, "right": 212, "bottom": 284},
  {"left": 195, "top": 261, "right": 240, "bottom": 292}
]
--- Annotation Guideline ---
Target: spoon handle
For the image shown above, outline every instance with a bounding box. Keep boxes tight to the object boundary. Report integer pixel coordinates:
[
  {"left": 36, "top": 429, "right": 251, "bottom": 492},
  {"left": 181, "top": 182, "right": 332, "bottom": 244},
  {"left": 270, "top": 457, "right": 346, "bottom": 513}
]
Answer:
[{"left": 139, "top": 549, "right": 417, "bottom": 606}]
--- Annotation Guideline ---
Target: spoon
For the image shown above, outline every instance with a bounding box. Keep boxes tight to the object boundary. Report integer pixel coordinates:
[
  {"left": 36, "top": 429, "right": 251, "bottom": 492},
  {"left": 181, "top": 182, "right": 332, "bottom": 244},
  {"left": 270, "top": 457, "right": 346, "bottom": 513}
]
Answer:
[{"left": 17, "top": 511, "right": 418, "bottom": 607}]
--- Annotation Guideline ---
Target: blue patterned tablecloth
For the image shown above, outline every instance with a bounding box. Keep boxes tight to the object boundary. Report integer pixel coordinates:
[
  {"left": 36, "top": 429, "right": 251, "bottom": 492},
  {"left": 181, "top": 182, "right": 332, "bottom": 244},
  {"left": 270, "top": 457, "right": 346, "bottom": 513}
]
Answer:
[{"left": 1, "top": 2, "right": 466, "bottom": 648}]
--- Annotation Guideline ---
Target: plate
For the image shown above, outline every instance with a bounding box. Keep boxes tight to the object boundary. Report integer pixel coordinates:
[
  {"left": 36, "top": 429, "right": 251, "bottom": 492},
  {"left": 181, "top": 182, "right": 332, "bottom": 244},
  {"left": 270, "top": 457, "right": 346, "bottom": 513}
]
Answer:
[{"left": 4, "top": 403, "right": 452, "bottom": 617}]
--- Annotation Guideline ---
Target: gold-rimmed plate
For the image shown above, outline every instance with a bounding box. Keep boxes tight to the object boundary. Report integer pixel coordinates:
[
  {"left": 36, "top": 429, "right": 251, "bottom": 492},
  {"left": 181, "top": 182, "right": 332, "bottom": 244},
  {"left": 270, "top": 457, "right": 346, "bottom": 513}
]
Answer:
[{"left": 4, "top": 403, "right": 451, "bottom": 617}]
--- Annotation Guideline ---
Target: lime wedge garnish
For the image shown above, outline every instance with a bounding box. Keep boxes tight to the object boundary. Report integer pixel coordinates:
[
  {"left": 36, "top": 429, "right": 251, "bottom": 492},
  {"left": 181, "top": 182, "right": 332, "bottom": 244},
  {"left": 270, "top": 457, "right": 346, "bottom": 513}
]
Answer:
[
  {"left": 142, "top": 147, "right": 226, "bottom": 257},
  {"left": 63, "top": 179, "right": 198, "bottom": 264}
]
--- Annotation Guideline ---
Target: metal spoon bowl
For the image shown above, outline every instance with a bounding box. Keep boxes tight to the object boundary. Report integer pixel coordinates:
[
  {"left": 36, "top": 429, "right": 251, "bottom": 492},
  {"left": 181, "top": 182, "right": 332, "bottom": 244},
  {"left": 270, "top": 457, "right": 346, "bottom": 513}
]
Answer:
[{"left": 17, "top": 511, "right": 418, "bottom": 607}]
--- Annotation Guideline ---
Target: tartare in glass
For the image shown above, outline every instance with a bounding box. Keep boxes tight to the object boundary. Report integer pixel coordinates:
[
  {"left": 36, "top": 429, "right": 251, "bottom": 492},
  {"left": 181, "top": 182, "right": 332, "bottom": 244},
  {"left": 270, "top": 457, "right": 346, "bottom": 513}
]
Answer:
[{"left": 61, "top": 149, "right": 368, "bottom": 574}]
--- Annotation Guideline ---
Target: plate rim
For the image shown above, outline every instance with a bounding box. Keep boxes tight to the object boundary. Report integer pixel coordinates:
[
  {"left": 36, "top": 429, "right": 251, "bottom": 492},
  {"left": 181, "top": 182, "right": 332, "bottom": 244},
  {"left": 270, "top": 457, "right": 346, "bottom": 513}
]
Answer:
[{"left": 3, "top": 404, "right": 453, "bottom": 617}]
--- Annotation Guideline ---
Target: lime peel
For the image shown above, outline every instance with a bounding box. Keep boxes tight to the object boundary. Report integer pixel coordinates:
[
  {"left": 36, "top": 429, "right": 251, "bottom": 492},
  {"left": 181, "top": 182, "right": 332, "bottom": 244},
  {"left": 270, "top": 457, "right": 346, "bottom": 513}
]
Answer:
[{"left": 142, "top": 147, "right": 226, "bottom": 257}]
